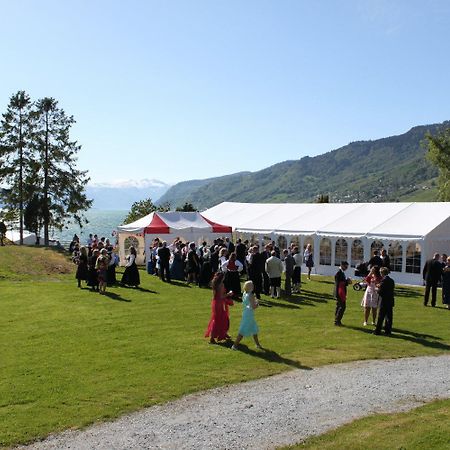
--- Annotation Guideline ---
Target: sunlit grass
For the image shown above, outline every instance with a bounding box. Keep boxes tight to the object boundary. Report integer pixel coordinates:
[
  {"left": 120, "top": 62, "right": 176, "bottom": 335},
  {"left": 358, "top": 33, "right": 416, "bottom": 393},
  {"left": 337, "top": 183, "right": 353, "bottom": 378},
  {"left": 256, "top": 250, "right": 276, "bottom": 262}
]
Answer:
[{"left": 0, "top": 246, "right": 449, "bottom": 446}]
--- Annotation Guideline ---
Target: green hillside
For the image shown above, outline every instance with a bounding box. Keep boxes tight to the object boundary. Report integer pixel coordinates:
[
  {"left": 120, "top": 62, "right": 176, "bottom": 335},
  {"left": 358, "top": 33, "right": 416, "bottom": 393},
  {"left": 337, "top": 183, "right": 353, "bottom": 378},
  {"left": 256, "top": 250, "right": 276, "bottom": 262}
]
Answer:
[{"left": 157, "top": 121, "right": 447, "bottom": 209}]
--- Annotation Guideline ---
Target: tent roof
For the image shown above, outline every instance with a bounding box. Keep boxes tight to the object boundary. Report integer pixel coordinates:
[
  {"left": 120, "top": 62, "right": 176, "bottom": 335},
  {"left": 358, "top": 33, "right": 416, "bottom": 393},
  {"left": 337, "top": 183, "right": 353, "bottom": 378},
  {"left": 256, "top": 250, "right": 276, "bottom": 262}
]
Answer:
[
  {"left": 117, "top": 211, "right": 232, "bottom": 235},
  {"left": 202, "top": 202, "right": 450, "bottom": 240}
]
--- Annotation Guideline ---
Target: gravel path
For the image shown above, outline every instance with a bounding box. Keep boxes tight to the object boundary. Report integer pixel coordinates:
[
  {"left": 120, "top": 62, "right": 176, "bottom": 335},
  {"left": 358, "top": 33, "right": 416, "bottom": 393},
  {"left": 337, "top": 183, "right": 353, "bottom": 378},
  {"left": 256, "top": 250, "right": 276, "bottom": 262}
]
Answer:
[{"left": 21, "top": 355, "right": 450, "bottom": 450}]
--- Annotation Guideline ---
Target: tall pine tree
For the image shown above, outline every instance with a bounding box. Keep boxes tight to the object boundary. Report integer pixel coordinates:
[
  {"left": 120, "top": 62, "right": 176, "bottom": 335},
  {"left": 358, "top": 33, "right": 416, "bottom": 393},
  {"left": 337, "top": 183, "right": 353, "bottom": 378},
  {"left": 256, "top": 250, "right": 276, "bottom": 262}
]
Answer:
[
  {"left": 33, "top": 97, "right": 92, "bottom": 245},
  {"left": 0, "top": 91, "right": 35, "bottom": 244}
]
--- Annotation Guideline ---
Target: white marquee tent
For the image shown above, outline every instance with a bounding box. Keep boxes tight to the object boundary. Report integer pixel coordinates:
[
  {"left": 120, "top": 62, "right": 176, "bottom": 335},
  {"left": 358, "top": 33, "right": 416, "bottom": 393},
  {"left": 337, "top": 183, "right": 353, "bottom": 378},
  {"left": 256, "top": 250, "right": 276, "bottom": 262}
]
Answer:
[
  {"left": 202, "top": 202, "right": 450, "bottom": 285},
  {"left": 117, "top": 211, "right": 232, "bottom": 265}
]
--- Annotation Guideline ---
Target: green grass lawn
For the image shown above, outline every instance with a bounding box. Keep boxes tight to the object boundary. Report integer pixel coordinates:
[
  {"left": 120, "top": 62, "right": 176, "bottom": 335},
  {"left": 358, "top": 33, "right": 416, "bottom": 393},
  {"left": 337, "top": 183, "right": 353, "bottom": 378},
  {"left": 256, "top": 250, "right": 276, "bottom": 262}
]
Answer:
[
  {"left": 288, "top": 398, "right": 450, "bottom": 450},
  {"left": 0, "top": 247, "right": 449, "bottom": 447}
]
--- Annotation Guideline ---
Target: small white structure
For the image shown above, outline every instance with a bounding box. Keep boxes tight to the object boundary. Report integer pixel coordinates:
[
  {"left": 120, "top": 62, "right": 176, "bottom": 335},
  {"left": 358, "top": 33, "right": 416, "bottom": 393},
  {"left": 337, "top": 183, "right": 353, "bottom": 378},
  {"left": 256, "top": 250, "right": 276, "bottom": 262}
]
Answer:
[
  {"left": 5, "top": 229, "right": 37, "bottom": 245},
  {"left": 202, "top": 202, "right": 450, "bottom": 285},
  {"left": 116, "top": 211, "right": 232, "bottom": 265}
]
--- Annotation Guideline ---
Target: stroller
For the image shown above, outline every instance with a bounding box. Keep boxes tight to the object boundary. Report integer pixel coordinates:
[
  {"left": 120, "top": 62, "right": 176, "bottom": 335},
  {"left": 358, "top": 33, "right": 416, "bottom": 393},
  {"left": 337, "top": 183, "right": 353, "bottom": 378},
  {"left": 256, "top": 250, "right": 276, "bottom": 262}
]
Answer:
[{"left": 353, "top": 262, "right": 369, "bottom": 291}]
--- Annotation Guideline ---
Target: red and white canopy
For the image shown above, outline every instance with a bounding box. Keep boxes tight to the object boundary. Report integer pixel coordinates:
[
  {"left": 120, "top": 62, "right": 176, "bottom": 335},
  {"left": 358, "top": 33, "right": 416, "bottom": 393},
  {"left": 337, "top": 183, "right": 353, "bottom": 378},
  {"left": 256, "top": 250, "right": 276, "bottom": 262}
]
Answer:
[
  {"left": 117, "top": 211, "right": 232, "bottom": 265},
  {"left": 117, "top": 211, "right": 231, "bottom": 235}
]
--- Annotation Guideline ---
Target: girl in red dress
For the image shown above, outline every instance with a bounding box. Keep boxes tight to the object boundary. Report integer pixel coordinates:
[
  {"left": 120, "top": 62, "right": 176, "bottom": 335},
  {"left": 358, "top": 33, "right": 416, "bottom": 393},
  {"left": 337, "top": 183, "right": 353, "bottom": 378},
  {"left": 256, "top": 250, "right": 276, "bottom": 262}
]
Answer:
[{"left": 205, "top": 272, "right": 234, "bottom": 344}]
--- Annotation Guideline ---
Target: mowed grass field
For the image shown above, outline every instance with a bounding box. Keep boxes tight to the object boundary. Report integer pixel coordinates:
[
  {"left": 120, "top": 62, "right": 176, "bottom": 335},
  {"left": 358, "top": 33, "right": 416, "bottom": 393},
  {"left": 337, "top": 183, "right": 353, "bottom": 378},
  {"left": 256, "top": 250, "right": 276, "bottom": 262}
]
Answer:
[{"left": 0, "top": 246, "right": 449, "bottom": 447}]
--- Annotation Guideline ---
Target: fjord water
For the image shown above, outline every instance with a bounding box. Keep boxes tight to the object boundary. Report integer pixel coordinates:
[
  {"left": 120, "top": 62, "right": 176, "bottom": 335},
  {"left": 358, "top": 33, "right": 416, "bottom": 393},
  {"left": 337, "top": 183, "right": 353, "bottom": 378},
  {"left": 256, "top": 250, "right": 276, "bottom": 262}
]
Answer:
[{"left": 58, "top": 209, "right": 127, "bottom": 246}]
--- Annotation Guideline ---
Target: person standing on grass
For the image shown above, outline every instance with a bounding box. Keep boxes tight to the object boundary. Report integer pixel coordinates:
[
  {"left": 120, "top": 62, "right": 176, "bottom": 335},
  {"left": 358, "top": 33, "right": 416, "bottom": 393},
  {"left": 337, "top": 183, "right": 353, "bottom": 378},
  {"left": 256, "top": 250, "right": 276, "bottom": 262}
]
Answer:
[
  {"left": 283, "top": 248, "right": 295, "bottom": 296},
  {"left": 96, "top": 249, "right": 110, "bottom": 295},
  {"left": 157, "top": 241, "right": 171, "bottom": 282},
  {"left": 303, "top": 243, "right": 314, "bottom": 280},
  {"left": 374, "top": 267, "right": 395, "bottom": 335},
  {"left": 292, "top": 246, "right": 302, "bottom": 293},
  {"left": 442, "top": 256, "right": 450, "bottom": 310},
  {"left": 121, "top": 246, "right": 140, "bottom": 287},
  {"left": 265, "top": 250, "right": 283, "bottom": 298},
  {"left": 360, "top": 265, "right": 382, "bottom": 326},
  {"left": 205, "top": 273, "right": 234, "bottom": 344},
  {"left": 75, "top": 246, "right": 89, "bottom": 288},
  {"left": 232, "top": 280, "right": 262, "bottom": 350},
  {"left": 423, "top": 253, "right": 442, "bottom": 307},
  {"left": 334, "top": 261, "right": 351, "bottom": 326},
  {"left": 247, "top": 246, "right": 264, "bottom": 300}
]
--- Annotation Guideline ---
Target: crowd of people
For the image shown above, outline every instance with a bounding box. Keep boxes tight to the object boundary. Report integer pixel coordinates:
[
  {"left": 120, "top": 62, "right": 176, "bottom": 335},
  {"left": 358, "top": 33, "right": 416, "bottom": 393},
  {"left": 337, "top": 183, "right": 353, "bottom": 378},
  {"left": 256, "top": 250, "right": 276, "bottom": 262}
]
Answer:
[
  {"left": 71, "top": 233, "right": 449, "bottom": 349},
  {"left": 70, "top": 233, "right": 139, "bottom": 294}
]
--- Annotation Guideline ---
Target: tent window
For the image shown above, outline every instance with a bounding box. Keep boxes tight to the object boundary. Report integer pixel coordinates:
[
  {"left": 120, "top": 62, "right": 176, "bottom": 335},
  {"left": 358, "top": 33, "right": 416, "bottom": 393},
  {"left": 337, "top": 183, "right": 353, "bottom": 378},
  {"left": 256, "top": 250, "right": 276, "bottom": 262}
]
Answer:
[
  {"left": 335, "top": 238, "right": 348, "bottom": 266},
  {"left": 303, "top": 236, "right": 314, "bottom": 251},
  {"left": 290, "top": 236, "right": 300, "bottom": 249},
  {"left": 406, "top": 242, "right": 421, "bottom": 273},
  {"left": 277, "top": 235, "right": 287, "bottom": 250},
  {"left": 371, "top": 240, "right": 383, "bottom": 254},
  {"left": 388, "top": 241, "right": 403, "bottom": 272},
  {"left": 320, "top": 238, "right": 332, "bottom": 265},
  {"left": 351, "top": 239, "right": 364, "bottom": 267},
  {"left": 124, "top": 236, "right": 139, "bottom": 255}
]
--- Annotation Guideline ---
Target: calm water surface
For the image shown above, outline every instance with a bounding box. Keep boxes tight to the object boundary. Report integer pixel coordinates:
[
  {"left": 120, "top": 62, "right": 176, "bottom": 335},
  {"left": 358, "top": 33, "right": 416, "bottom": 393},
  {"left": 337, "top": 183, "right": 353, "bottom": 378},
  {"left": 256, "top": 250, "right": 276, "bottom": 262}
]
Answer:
[{"left": 58, "top": 210, "right": 127, "bottom": 245}]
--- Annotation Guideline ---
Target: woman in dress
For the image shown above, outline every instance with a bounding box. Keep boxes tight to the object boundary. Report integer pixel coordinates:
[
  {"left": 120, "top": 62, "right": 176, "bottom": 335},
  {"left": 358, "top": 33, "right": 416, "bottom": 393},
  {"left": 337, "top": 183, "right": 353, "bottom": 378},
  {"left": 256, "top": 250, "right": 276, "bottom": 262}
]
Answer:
[
  {"left": 185, "top": 242, "right": 200, "bottom": 284},
  {"left": 198, "top": 247, "right": 213, "bottom": 288},
  {"left": 96, "top": 248, "right": 109, "bottom": 295},
  {"left": 303, "top": 243, "right": 314, "bottom": 280},
  {"left": 170, "top": 243, "right": 186, "bottom": 281},
  {"left": 204, "top": 273, "right": 234, "bottom": 344},
  {"left": 361, "top": 265, "right": 382, "bottom": 325},
  {"left": 231, "top": 280, "right": 262, "bottom": 350},
  {"left": 121, "top": 246, "right": 140, "bottom": 287},
  {"left": 75, "top": 245, "right": 89, "bottom": 288},
  {"left": 442, "top": 256, "right": 450, "bottom": 309},
  {"left": 87, "top": 249, "right": 100, "bottom": 291},
  {"left": 222, "top": 252, "right": 243, "bottom": 297}
]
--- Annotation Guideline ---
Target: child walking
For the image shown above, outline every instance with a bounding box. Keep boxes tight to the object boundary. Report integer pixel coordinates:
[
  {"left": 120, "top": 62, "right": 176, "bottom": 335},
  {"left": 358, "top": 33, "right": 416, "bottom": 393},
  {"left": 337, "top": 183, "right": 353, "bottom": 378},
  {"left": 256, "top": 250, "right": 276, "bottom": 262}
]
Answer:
[{"left": 232, "top": 280, "right": 262, "bottom": 350}]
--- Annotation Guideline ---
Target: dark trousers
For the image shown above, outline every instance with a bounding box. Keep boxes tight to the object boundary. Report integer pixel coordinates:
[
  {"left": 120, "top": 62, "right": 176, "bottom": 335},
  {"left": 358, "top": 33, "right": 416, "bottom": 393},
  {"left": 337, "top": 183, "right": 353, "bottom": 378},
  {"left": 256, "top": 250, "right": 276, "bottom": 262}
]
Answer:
[
  {"left": 375, "top": 304, "right": 393, "bottom": 334},
  {"left": 335, "top": 299, "right": 346, "bottom": 324},
  {"left": 160, "top": 260, "right": 171, "bottom": 282},
  {"left": 284, "top": 271, "right": 293, "bottom": 295},
  {"left": 263, "top": 272, "right": 270, "bottom": 295},
  {"left": 424, "top": 283, "right": 438, "bottom": 306},
  {"left": 250, "top": 272, "right": 262, "bottom": 299}
]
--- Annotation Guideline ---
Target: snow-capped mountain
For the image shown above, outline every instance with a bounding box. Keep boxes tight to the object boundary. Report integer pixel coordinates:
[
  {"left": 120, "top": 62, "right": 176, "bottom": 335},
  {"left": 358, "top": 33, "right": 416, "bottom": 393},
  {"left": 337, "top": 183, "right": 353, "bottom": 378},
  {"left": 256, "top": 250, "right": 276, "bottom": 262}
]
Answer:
[{"left": 86, "top": 179, "right": 171, "bottom": 210}]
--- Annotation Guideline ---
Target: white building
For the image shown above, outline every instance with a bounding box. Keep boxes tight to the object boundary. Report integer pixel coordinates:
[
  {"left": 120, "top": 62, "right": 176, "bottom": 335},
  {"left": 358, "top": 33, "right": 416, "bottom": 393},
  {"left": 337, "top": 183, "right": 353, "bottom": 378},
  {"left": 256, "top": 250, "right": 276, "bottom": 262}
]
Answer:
[{"left": 202, "top": 202, "right": 450, "bottom": 285}]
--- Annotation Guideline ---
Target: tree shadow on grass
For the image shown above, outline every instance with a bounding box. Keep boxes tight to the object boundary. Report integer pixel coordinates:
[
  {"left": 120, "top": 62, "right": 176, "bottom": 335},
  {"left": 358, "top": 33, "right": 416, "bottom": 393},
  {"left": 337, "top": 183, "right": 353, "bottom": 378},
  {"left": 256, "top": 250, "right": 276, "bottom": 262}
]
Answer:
[
  {"left": 346, "top": 324, "right": 450, "bottom": 350},
  {"left": 225, "top": 343, "right": 312, "bottom": 370}
]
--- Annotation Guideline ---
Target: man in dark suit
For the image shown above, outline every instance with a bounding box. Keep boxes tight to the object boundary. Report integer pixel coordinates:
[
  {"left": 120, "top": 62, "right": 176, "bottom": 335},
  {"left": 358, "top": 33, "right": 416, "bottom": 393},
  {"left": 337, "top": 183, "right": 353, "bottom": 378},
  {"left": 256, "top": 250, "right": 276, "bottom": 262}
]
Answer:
[
  {"left": 247, "top": 246, "right": 264, "bottom": 299},
  {"left": 157, "top": 241, "right": 171, "bottom": 282},
  {"left": 235, "top": 238, "right": 247, "bottom": 274},
  {"left": 374, "top": 267, "right": 395, "bottom": 335},
  {"left": 368, "top": 250, "right": 383, "bottom": 269},
  {"left": 422, "top": 253, "right": 442, "bottom": 307}
]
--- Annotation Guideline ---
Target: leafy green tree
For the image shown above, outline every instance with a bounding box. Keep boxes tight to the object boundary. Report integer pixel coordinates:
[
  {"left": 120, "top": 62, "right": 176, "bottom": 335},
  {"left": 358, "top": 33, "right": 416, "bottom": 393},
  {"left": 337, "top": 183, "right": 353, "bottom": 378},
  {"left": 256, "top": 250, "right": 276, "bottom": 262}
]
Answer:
[
  {"left": 124, "top": 198, "right": 172, "bottom": 224},
  {"left": 24, "top": 193, "right": 45, "bottom": 245},
  {"left": 425, "top": 128, "right": 450, "bottom": 201},
  {"left": 33, "top": 97, "right": 92, "bottom": 245},
  {"left": 0, "top": 91, "right": 35, "bottom": 244},
  {"left": 124, "top": 198, "right": 158, "bottom": 224},
  {"left": 176, "top": 202, "right": 197, "bottom": 211}
]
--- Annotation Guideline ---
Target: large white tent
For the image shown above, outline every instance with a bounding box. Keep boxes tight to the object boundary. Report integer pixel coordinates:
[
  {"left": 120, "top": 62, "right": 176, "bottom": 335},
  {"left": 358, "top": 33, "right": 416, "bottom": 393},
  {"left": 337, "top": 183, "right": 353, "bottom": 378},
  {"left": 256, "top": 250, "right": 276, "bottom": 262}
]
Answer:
[
  {"left": 202, "top": 202, "right": 450, "bottom": 285},
  {"left": 117, "top": 211, "right": 232, "bottom": 265}
]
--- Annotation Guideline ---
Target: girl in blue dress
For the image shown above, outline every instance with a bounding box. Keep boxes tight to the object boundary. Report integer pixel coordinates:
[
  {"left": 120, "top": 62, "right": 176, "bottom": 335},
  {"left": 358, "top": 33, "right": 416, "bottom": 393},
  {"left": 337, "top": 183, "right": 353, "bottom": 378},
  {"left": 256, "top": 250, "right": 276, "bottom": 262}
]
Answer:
[{"left": 231, "top": 280, "right": 262, "bottom": 350}]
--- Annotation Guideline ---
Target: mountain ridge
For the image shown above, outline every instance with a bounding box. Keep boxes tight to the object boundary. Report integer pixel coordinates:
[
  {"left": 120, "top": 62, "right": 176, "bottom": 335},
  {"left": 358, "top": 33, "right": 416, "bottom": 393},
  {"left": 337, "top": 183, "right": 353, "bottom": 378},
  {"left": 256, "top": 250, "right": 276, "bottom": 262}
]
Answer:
[{"left": 157, "top": 121, "right": 447, "bottom": 209}]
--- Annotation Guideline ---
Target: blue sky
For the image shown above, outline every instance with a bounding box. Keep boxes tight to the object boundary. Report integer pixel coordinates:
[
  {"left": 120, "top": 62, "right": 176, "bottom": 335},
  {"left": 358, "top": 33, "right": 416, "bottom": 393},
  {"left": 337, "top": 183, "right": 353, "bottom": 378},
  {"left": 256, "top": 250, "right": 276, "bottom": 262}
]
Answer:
[{"left": 1, "top": 0, "right": 449, "bottom": 185}]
